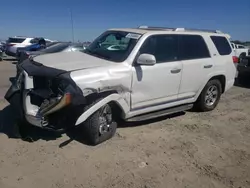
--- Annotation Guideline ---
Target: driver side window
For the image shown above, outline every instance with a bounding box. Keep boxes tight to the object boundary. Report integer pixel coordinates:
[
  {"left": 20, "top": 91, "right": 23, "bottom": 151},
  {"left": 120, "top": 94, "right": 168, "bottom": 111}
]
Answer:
[{"left": 139, "top": 35, "right": 179, "bottom": 63}]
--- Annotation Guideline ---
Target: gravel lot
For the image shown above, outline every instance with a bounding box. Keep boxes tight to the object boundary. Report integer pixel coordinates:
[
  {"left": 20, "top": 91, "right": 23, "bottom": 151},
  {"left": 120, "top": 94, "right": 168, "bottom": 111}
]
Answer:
[{"left": 0, "top": 60, "right": 250, "bottom": 188}]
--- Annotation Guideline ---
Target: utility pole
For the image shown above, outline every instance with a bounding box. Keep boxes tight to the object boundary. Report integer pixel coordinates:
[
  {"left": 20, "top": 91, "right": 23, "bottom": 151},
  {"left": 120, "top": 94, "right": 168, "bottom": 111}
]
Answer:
[{"left": 70, "top": 9, "right": 75, "bottom": 43}]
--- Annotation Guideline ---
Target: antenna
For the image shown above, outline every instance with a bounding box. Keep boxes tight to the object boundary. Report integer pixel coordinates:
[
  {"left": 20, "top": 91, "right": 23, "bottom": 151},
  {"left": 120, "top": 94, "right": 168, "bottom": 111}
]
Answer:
[{"left": 70, "top": 9, "right": 75, "bottom": 43}]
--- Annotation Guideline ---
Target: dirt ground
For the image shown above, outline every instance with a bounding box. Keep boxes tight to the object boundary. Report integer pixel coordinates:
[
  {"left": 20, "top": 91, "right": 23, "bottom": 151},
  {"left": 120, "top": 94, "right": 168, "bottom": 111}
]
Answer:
[{"left": 0, "top": 78, "right": 250, "bottom": 188}]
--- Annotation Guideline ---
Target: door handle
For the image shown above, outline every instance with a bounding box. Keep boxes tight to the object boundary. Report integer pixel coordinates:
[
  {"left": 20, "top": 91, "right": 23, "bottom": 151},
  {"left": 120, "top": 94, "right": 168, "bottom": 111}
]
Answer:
[
  {"left": 204, "top": 65, "right": 213, "bottom": 69},
  {"left": 171, "top": 68, "right": 181, "bottom": 74}
]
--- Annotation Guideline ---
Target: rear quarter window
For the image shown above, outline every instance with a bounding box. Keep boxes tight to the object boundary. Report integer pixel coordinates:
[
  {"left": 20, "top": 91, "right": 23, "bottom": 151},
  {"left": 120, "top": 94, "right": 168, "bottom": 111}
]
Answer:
[
  {"left": 7, "top": 38, "right": 26, "bottom": 43},
  {"left": 210, "top": 36, "right": 232, "bottom": 55},
  {"left": 179, "top": 35, "right": 210, "bottom": 60}
]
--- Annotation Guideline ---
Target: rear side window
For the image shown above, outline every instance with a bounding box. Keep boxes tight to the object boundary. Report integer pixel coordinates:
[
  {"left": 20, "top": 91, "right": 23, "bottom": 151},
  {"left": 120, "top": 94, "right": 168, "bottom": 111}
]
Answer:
[
  {"left": 237, "top": 45, "right": 245, "bottom": 49},
  {"left": 210, "top": 36, "right": 232, "bottom": 55},
  {"left": 179, "top": 35, "right": 210, "bottom": 60},
  {"left": 7, "top": 37, "right": 25, "bottom": 43},
  {"left": 139, "top": 35, "right": 179, "bottom": 63}
]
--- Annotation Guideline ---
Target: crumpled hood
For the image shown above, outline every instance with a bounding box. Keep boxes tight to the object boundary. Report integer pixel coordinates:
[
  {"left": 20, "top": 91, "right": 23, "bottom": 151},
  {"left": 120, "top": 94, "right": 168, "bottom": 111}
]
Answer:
[{"left": 33, "top": 51, "right": 113, "bottom": 71}]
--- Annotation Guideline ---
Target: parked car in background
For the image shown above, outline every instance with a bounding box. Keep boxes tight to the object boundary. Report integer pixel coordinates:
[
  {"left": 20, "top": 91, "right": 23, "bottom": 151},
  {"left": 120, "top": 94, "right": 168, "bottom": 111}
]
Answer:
[
  {"left": 16, "top": 39, "right": 55, "bottom": 61},
  {"left": 231, "top": 42, "right": 250, "bottom": 60},
  {"left": 5, "top": 26, "right": 236, "bottom": 145},
  {"left": 17, "top": 42, "right": 85, "bottom": 63},
  {"left": 0, "top": 41, "right": 6, "bottom": 51},
  {"left": 5, "top": 36, "right": 54, "bottom": 57},
  {"left": 237, "top": 55, "right": 250, "bottom": 82}
]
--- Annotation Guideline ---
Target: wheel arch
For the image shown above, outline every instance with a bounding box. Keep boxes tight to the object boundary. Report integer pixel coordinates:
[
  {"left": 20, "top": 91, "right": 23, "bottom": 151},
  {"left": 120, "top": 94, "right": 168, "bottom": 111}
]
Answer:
[
  {"left": 208, "top": 75, "right": 226, "bottom": 93},
  {"left": 195, "top": 74, "right": 227, "bottom": 102},
  {"left": 75, "top": 92, "right": 129, "bottom": 126}
]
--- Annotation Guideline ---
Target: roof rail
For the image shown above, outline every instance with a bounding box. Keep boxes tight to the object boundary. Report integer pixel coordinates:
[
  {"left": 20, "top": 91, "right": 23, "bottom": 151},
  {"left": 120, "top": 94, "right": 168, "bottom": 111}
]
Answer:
[
  {"left": 138, "top": 26, "right": 175, "bottom": 30},
  {"left": 138, "top": 26, "right": 223, "bottom": 34},
  {"left": 175, "top": 28, "right": 223, "bottom": 34}
]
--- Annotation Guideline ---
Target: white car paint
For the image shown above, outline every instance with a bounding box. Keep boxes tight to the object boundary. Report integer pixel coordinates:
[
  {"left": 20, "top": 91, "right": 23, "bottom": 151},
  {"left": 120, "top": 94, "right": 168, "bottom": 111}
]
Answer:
[
  {"left": 19, "top": 27, "right": 236, "bottom": 127},
  {"left": 231, "top": 42, "right": 250, "bottom": 58},
  {"left": 33, "top": 51, "right": 114, "bottom": 71}
]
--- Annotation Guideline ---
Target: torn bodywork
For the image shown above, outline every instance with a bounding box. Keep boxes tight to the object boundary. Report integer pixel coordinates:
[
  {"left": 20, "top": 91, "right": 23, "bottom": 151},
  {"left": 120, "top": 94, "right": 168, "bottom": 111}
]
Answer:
[
  {"left": 5, "top": 51, "right": 132, "bottom": 131},
  {"left": 5, "top": 60, "right": 86, "bottom": 131}
]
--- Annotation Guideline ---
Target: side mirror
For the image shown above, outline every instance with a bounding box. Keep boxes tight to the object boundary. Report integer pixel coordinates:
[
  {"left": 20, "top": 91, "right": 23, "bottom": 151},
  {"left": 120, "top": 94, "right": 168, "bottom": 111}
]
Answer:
[{"left": 136, "top": 53, "right": 156, "bottom": 66}]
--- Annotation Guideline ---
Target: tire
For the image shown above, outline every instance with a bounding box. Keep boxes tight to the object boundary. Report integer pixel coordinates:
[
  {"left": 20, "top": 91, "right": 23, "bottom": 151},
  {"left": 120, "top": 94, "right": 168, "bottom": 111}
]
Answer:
[
  {"left": 239, "top": 53, "right": 246, "bottom": 63},
  {"left": 83, "top": 102, "right": 117, "bottom": 145},
  {"left": 195, "top": 79, "right": 222, "bottom": 112}
]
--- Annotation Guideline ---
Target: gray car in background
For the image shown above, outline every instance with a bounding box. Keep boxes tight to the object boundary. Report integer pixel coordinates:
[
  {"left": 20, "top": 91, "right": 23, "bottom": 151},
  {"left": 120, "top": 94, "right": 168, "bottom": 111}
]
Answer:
[{"left": 17, "top": 42, "right": 86, "bottom": 63}]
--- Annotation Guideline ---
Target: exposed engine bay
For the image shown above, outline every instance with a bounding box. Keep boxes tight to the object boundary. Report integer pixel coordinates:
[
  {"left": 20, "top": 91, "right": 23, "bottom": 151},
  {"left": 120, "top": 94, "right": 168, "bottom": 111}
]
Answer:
[{"left": 6, "top": 59, "right": 86, "bottom": 131}]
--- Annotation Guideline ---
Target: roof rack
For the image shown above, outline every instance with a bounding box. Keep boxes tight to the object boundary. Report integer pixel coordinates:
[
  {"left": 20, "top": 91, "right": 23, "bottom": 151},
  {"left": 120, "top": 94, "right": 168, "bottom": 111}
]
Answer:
[{"left": 138, "top": 26, "right": 223, "bottom": 34}]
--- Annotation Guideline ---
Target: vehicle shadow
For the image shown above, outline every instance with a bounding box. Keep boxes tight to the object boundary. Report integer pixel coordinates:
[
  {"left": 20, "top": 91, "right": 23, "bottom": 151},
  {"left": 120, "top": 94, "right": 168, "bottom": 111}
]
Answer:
[
  {"left": 0, "top": 105, "right": 62, "bottom": 142},
  {"left": 60, "top": 111, "right": 186, "bottom": 147},
  {"left": 0, "top": 104, "right": 186, "bottom": 147},
  {"left": 118, "top": 111, "right": 185, "bottom": 128}
]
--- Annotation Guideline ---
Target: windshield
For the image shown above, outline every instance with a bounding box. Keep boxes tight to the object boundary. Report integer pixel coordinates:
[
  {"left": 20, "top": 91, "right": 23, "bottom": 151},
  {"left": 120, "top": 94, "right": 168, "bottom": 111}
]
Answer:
[{"left": 84, "top": 30, "right": 142, "bottom": 62}]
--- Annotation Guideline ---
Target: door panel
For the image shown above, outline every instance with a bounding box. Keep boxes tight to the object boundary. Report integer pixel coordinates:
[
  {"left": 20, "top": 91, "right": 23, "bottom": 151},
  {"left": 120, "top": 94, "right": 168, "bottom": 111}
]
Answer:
[
  {"left": 178, "top": 58, "right": 213, "bottom": 99},
  {"left": 130, "top": 34, "right": 182, "bottom": 110},
  {"left": 131, "top": 61, "right": 182, "bottom": 109},
  {"left": 178, "top": 35, "right": 213, "bottom": 100}
]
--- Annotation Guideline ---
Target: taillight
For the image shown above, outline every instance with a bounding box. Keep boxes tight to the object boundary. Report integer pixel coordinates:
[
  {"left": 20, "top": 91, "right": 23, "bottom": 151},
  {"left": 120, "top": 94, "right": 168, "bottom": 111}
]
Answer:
[{"left": 232, "top": 56, "right": 238, "bottom": 64}]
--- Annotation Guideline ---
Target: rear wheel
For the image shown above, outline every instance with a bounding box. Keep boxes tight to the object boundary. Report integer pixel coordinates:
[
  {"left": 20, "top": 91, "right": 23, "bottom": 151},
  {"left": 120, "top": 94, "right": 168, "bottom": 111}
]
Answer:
[
  {"left": 194, "top": 79, "right": 222, "bottom": 112},
  {"left": 239, "top": 53, "right": 246, "bottom": 63},
  {"left": 83, "top": 103, "right": 117, "bottom": 145}
]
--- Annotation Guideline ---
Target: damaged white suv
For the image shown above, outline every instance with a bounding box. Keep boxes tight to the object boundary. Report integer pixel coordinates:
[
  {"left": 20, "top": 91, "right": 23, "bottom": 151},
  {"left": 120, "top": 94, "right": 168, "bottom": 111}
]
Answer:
[{"left": 5, "top": 26, "right": 236, "bottom": 145}]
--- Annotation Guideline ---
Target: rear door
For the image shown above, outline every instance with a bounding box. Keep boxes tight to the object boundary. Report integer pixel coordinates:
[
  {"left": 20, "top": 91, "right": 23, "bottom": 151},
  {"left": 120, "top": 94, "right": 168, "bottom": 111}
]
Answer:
[{"left": 178, "top": 34, "right": 212, "bottom": 100}]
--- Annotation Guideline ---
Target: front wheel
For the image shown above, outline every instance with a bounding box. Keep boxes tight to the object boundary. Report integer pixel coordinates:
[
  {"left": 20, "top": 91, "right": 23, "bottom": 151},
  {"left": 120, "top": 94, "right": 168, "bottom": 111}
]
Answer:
[
  {"left": 83, "top": 103, "right": 117, "bottom": 145},
  {"left": 194, "top": 79, "right": 222, "bottom": 112}
]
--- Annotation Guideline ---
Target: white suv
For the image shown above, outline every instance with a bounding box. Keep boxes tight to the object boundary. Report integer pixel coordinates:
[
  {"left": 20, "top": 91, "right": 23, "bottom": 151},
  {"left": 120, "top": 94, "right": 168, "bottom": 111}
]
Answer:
[
  {"left": 5, "top": 26, "right": 236, "bottom": 145},
  {"left": 5, "top": 36, "right": 54, "bottom": 56}
]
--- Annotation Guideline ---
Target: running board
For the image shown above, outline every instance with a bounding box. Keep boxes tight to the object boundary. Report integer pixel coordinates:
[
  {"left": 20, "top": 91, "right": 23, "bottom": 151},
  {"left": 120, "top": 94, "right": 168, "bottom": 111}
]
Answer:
[{"left": 126, "top": 104, "right": 193, "bottom": 122}]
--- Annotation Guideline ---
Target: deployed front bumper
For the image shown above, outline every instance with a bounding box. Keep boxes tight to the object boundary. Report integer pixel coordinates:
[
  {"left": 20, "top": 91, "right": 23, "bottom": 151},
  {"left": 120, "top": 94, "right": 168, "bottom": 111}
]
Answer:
[{"left": 5, "top": 60, "right": 86, "bottom": 130}]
